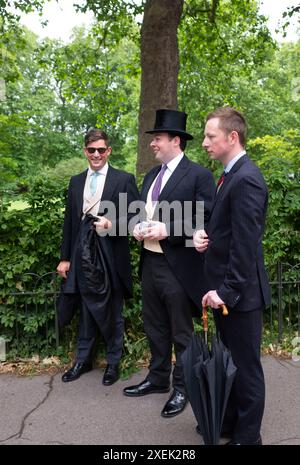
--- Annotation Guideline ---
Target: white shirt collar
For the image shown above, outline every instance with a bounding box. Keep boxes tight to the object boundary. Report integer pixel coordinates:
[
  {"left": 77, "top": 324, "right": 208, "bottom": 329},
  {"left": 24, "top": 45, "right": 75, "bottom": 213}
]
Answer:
[
  {"left": 87, "top": 163, "right": 109, "bottom": 177},
  {"left": 224, "top": 150, "right": 246, "bottom": 174},
  {"left": 165, "top": 152, "right": 184, "bottom": 173}
]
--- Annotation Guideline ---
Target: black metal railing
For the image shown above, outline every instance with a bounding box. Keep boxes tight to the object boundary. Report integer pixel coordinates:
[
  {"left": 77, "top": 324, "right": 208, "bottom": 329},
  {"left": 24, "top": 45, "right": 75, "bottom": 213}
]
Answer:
[
  {"left": 0, "top": 272, "right": 63, "bottom": 358},
  {"left": 267, "top": 262, "right": 300, "bottom": 342},
  {"left": 0, "top": 263, "right": 299, "bottom": 358}
]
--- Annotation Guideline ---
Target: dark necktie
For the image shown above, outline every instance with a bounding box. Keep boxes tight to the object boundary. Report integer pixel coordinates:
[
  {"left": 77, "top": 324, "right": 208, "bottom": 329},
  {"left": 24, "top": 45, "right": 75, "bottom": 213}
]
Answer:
[
  {"left": 216, "top": 171, "right": 226, "bottom": 193},
  {"left": 151, "top": 164, "right": 167, "bottom": 202}
]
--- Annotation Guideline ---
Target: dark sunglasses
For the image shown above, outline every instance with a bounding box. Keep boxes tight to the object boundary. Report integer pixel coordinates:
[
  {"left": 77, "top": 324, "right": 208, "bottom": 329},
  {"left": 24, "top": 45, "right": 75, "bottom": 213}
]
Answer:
[{"left": 86, "top": 147, "right": 108, "bottom": 154}]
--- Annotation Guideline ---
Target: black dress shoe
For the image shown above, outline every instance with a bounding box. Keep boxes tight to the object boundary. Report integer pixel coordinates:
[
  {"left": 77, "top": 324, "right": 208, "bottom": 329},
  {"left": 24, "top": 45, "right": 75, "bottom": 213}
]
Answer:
[
  {"left": 61, "top": 362, "right": 92, "bottom": 382},
  {"left": 123, "top": 379, "right": 170, "bottom": 397},
  {"left": 225, "top": 436, "right": 262, "bottom": 445},
  {"left": 161, "top": 389, "right": 188, "bottom": 418},
  {"left": 102, "top": 364, "right": 119, "bottom": 386}
]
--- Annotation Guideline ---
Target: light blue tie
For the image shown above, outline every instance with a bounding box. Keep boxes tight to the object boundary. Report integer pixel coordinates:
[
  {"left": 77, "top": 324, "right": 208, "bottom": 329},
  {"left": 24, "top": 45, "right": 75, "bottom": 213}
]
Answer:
[{"left": 90, "top": 171, "right": 100, "bottom": 195}]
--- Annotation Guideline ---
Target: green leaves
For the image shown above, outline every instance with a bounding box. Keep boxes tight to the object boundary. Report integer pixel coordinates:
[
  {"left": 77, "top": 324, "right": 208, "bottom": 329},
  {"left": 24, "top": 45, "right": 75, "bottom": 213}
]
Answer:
[
  {"left": 0, "top": 174, "right": 65, "bottom": 357},
  {"left": 0, "top": 20, "right": 140, "bottom": 177},
  {"left": 0, "top": 0, "right": 299, "bottom": 361},
  {"left": 248, "top": 130, "right": 300, "bottom": 269}
]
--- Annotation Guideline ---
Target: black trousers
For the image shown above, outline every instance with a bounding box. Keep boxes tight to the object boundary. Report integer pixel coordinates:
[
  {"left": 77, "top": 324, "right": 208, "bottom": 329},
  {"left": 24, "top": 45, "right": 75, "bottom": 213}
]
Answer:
[
  {"left": 76, "top": 288, "right": 124, "bottom": 365},
  {"left": 214, "top": 307, "right": 265, "bottom": 443},
  {"left": 142, "top": 250, "right": 194, "bottom": 393}
]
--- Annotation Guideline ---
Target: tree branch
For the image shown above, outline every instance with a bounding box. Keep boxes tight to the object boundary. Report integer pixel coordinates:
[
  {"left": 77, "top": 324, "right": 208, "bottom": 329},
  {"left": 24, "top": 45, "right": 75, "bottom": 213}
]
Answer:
[
  {"left": 210, "top": 0, "right": 219, "bottom": 22},
  {"left": 183, "top": 0, "right": 220, "bottom": 22}
]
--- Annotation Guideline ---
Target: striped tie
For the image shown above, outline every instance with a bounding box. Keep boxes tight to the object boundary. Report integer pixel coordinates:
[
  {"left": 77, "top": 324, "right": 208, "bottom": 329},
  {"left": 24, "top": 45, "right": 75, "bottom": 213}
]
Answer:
[{"left": 216, "top": 171, "right": 226, "bottom": 193}]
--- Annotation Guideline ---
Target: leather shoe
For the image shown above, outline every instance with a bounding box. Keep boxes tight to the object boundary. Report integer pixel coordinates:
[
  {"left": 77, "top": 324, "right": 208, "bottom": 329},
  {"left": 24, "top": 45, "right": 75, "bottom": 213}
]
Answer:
[
  {"left": 61, "top": 362, "right": 92, "bottom": 382},
  {"left": 225, "top": 436, "right": 262, "bottom": 445},
  {"left": 161, "top": 389, "right": 188, "bottom": 418},
  {"left": 123, "top": 379, "right": 170, "bottom": 397},
  {"left": 102, "top": 364, "right": 119, "bottom": 386}
]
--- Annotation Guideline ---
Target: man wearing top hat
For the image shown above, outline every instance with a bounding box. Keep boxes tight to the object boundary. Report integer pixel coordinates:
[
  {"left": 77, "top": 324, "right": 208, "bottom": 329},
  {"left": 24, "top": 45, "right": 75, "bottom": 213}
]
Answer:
[{"left": 123, "top": 109, "right": 215, "bottom": 418}]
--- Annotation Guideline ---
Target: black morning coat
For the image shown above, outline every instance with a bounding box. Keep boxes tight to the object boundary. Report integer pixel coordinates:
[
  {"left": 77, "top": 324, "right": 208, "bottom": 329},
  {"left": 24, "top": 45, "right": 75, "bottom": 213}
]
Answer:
[
  {"left": 57, "top": 214, "right": 112, "bottom": 329},
  {"left": 140, "top": 155, "right": 216, "bottom": 314},
  {"left": 60, "top": 165, "right": 140, "bottom": 299}
]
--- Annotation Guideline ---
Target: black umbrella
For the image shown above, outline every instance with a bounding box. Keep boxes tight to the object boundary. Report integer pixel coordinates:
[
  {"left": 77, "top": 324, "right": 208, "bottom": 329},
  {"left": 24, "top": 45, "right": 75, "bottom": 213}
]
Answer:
[
  {"left": 181, "top": 333, "right": 209, "bottom": 433},
  {"left": 182, "top": 305, "right": 237, "bottom": 445},
  {"left": 56, "top": 281, "right": 80, "bottom": 327}
]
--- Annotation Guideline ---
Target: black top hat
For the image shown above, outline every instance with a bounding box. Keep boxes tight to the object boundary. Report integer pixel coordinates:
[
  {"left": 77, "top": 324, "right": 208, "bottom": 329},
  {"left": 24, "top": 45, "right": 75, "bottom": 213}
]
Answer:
[{"left": 145, "top": 109, "right": 193, "bottom": 140}]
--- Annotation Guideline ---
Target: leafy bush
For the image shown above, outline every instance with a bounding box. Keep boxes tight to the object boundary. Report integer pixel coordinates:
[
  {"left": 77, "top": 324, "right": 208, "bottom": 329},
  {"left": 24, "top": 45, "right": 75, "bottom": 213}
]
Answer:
[
  {"left": 249, "top": 129, "right": 300, "bottom": 269},
  {"left": 0, "top": 170, "right": 148, "bottom": 372},
  {"left": 249, "top": 130, "right": 300, "bottom": 341},
  {"left": 0, "top": 134, "right": 299, "bottom": 363},
  {"left": 0, "top": 173, "right": 67, "bottom": 357}
]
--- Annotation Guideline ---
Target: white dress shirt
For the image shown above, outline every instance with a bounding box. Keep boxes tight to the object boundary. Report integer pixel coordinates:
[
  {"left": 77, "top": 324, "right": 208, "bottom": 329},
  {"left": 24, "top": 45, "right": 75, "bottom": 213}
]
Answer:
[
  {"left": 83, "top": 163, "right": 108, "bottom": 217},
  {"left": 224, "top": 150, "right": 246, "bottom": 174},
  {"left": 144, "top": 152, "right": 184, "bottom": 253}
]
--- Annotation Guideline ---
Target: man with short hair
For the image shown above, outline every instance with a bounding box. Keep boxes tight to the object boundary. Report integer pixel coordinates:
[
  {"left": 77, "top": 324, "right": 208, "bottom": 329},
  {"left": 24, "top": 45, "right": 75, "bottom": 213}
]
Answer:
[
  {"left": 57, "top": 128, "right": 139, "bottom": 386},
  {"left": 194, "top": 107, "right": 270, "bottom": 445},
  {"left": 123, "top": 109, "right": 215, "bottom": 418}
]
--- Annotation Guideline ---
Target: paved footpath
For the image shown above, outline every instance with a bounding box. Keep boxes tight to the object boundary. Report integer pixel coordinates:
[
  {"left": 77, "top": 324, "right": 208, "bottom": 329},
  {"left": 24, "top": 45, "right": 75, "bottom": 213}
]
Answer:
[{"left": 0, "top": 356, "right": 299, "bottom": 445}]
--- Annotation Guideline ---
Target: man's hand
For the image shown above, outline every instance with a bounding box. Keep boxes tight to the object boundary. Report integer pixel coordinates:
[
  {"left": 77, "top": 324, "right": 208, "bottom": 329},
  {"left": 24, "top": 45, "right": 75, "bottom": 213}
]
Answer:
[
  {"left": 202, "top": 290, "right": 225, "bottom": 309},
  {"left": 94, "top": 216, "right": 112, "bottom": 234},
  {"left": 132, "top": 223, "right": 145, "bottom": 242},
  {"left": 193, "top": 229, "right": 209, "bottom": 253},
  {"left": 143, "top": 221, "right": 168, "bottom": 241},
  {"left": 57, "top": 260, "right": 70, "bottom": 279}
]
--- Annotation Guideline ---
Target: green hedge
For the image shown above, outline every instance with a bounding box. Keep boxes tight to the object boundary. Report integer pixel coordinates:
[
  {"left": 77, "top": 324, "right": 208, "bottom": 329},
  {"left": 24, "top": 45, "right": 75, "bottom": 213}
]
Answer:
[{"left": 0, "top": 131, "right": 299, "bottom": 366}]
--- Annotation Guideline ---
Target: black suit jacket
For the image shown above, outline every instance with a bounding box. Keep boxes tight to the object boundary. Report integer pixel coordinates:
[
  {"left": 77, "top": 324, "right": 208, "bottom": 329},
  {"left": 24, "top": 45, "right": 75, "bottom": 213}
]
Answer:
[
  {"left": 140, "top": 155, "right": 215, "bottom": 309},
  {"left": 60, "top": 165, "right": 139, "bottom": 298},
  {"left": 204, "top": 154, "right": 270, "bottom": 311}
]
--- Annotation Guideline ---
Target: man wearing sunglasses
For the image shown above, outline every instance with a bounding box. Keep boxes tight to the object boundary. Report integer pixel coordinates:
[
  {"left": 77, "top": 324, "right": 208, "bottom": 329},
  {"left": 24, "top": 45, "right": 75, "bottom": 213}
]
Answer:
[{"left": 57, "top": 128, "right": 139, "bottom": 386}]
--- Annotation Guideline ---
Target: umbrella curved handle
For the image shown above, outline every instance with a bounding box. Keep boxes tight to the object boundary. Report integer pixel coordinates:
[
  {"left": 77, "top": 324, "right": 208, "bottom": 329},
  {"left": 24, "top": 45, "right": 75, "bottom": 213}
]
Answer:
[
  {"left": 219, "top": 304, "right": 229, "bottom": 316},
  {"left": 202, "top": 304, "right": 229, "bottom": 333},
  {"left": 202, "top": 305, "right": 209, "bottom": 333}
]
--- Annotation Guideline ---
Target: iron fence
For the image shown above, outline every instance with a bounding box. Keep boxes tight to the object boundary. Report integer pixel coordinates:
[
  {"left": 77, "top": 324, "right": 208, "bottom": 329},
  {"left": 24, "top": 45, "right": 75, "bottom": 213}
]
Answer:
[
  {"left": 0, "top": 272, "right": 63, "bottom": 358},
  {"left": 267, "top": 262, "right": 300, "bottom": 342},
  {"left": 0, "top": 262, "right": 299, "bottom": 358}
]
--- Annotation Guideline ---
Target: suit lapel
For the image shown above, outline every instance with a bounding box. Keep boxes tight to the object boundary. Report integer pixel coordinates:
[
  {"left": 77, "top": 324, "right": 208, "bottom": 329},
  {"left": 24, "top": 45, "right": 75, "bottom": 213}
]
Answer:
[
  {"left": 101, "top": 165, "right": 119, "bottom": 201},
  {"left": 76, "top": 170, "right": 88, "bottom": 218},
  {"left": 158, "top": 155, "right": 190, "bottom": 201},
  {"left": 141, "top": 156, "right": 190, "bottom": 219},
  {"left": 76, "top": 166, "right": 119, "bottom": 218},
  {"left": 209, "top": 154, "right": 249, "bottom": 217},
  {"left": 141, "top": 166, "right": 161, "bottom": 202},
  {"left": 228, "top": 153, "right": 249, "bottom": 175}
]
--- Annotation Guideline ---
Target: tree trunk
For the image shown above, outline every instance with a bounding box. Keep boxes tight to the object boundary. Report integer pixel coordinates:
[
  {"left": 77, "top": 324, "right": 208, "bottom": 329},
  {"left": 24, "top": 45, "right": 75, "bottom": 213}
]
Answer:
[{"left": 136, "top": 0, "right": 184, "bottom": 175}]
